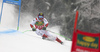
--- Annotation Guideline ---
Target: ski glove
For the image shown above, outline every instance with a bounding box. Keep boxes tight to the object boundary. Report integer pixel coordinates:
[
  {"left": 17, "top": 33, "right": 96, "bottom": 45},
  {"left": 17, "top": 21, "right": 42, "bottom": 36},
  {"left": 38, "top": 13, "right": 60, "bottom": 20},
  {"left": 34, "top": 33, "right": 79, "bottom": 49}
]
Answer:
[
  {"left": 32, "top": 28, "right": 36, "bottom": 31},
  {"left": 42, "top": 26, "right": 46, "bottom": 30}
]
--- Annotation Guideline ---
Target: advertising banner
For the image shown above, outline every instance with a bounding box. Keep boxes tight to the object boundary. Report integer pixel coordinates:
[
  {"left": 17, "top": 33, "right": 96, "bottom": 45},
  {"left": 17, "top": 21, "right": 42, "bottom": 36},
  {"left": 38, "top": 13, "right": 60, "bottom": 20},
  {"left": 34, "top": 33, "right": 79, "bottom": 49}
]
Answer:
[
  {"left": 71, "top": 30, "right": 100, "bottom": 52},
  {"left": 71, "top": 11, "right": 100, "bottom": 52}
]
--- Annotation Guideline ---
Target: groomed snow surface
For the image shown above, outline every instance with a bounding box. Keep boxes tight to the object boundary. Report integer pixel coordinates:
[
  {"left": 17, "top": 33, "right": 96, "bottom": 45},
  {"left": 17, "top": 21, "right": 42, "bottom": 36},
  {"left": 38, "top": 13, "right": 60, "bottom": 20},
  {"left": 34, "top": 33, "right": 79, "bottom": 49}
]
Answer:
[{"left": 0, "top": 26, "right": 72, "bottom": 52}]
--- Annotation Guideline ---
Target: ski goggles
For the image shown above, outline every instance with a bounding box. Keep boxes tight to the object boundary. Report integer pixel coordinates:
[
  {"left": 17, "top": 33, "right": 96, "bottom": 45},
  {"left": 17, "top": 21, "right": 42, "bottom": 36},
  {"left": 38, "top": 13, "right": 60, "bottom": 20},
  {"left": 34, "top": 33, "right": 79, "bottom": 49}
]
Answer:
[{"left": 38, "top": 16, "right": 43, "bottom": 18}]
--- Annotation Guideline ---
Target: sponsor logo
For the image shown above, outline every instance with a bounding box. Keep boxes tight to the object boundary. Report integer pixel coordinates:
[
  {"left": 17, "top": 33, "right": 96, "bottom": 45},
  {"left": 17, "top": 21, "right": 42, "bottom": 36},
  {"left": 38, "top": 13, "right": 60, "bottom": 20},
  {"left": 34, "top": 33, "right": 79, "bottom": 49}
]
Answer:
[
  {"left": 35, "top": 21, "right": 44, "bottom": 26},
  {"left": 77, "top": 34, "right": 99, "bottom": 49},
  {"left": 83, "top": 36, "right": 95, "bottom": 42}
]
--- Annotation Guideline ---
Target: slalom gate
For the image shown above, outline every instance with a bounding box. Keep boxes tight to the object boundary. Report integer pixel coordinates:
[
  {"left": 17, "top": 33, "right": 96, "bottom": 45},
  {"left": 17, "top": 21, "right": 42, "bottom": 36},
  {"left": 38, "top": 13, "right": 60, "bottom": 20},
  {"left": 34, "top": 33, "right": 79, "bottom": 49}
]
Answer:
[
  {"left": 71, "top": 11, "right": 100, "bottom": 52},
  {"left": 0, "top": 0, "right": 21, "bottom": 30}
]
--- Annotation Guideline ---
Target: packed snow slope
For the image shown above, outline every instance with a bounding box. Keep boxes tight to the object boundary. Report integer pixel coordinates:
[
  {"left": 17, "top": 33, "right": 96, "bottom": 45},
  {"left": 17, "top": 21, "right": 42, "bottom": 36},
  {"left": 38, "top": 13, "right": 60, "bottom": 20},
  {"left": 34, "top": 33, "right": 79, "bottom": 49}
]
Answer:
[
  {"left": 0, "top": 26, "right": 72, "bottom": 52},
  {"left": 0, "top": 0, "right": 72, "bottom": 52}
]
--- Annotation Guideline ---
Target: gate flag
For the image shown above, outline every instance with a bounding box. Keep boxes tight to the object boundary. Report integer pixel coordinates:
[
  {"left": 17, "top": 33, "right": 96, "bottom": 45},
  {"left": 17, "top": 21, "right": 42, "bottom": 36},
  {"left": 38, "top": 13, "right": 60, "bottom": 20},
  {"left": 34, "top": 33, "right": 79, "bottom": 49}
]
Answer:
[
  {"left": 0, "top": 0, "right": 21, "bottom": 30},
  {"left": 71, "top": 11, "right": 100, "bottom": 52},
  {"left": 71, "top": 30, "right": 100, "bottom": 52}
]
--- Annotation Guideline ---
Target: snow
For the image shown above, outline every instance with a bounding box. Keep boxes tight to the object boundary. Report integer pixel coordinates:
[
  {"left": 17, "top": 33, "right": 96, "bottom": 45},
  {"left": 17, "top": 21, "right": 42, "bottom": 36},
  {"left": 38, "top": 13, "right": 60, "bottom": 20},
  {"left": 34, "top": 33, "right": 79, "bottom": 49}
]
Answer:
[
  {"left": 45, "top": 2, "right": 51, "bottom": 10},
  {"left": 45, "top": 2, "right": 51, "bottom": 6},
  {"left": 0, "top": 26, "right": 72, "bottom": 52},
  {"left": 0, "top": 0, "right": 72, "bottom": 52}
]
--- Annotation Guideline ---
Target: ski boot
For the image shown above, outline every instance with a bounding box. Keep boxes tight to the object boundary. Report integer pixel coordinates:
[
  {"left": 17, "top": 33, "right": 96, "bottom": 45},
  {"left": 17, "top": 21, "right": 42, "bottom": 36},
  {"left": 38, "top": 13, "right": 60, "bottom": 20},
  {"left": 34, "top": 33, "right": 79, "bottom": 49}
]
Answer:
[
  {"left": 42, "top": 34, "right": 48, "bottom": 39},
  {"left": 56, "top": 37, "right": 63, "bottom": 45}
]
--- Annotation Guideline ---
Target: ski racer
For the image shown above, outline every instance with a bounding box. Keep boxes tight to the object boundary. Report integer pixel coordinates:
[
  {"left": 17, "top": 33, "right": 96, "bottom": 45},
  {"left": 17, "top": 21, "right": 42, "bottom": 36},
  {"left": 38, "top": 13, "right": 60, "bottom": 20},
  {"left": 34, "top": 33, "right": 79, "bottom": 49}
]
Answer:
[{"left": 30, "top": 13, "right": 63, "bottom": 44}]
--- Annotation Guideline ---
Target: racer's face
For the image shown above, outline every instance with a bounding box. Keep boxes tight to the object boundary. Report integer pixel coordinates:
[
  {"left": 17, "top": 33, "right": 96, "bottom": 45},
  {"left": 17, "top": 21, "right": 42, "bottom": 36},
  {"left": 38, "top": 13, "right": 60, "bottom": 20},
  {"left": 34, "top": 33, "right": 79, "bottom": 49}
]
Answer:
[{"left": 38, "top": 16, "right": 44, "bottom": 20}]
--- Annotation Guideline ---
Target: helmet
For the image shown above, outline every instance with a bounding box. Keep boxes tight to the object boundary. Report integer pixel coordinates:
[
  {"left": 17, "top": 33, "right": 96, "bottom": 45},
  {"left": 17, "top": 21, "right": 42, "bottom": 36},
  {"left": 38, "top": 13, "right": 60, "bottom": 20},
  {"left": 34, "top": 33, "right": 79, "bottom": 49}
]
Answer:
[
  {"left": 38, "top": 13, "right": 44, "bottom": 20},
  {"left": 38, "top": 13, "right": 44, "bottom": 16}
]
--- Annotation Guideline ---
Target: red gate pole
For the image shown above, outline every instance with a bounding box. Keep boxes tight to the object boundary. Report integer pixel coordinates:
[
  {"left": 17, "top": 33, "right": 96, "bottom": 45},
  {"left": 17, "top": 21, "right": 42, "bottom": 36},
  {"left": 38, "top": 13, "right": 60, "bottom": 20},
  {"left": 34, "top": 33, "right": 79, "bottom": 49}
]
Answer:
[
  {"left": 71, "top": 11, "right": 79, "bottom": 52},
  {"left": 74, "top": 11, "right": 79, "bottom": 31}
]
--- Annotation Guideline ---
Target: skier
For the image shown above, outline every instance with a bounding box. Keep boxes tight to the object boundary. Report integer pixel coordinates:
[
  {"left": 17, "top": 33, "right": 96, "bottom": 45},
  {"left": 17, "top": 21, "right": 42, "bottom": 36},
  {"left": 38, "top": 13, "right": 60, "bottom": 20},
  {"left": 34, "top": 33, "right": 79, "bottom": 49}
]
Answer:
[{"left": 30, "top": 13, "right": 63, "bottom": 44}]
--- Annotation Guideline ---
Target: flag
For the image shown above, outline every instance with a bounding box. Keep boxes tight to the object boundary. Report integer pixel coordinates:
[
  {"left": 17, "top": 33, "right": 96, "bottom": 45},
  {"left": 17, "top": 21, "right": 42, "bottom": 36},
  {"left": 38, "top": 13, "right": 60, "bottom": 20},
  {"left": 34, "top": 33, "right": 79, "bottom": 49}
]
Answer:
[
  {"left": 0, "top": 0, "right": 21, "bottom": 30},
  {"left": 71, "top": 30, "right": 100, "bottom": 52},
  {"left": 71, "top": 11, "right": 100, "bottom": 52}
]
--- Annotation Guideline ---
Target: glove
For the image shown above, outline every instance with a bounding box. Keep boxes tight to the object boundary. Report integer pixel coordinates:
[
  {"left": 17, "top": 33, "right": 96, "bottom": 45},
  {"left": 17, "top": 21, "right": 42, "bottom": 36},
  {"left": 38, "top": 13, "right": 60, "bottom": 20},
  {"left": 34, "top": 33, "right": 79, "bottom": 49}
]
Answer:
[
  {"left": 42, "top": 26, "right": 46, "bottom": 30},
  {"left": 32, "top": 28, "right": 36, "bottom": 31}
]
